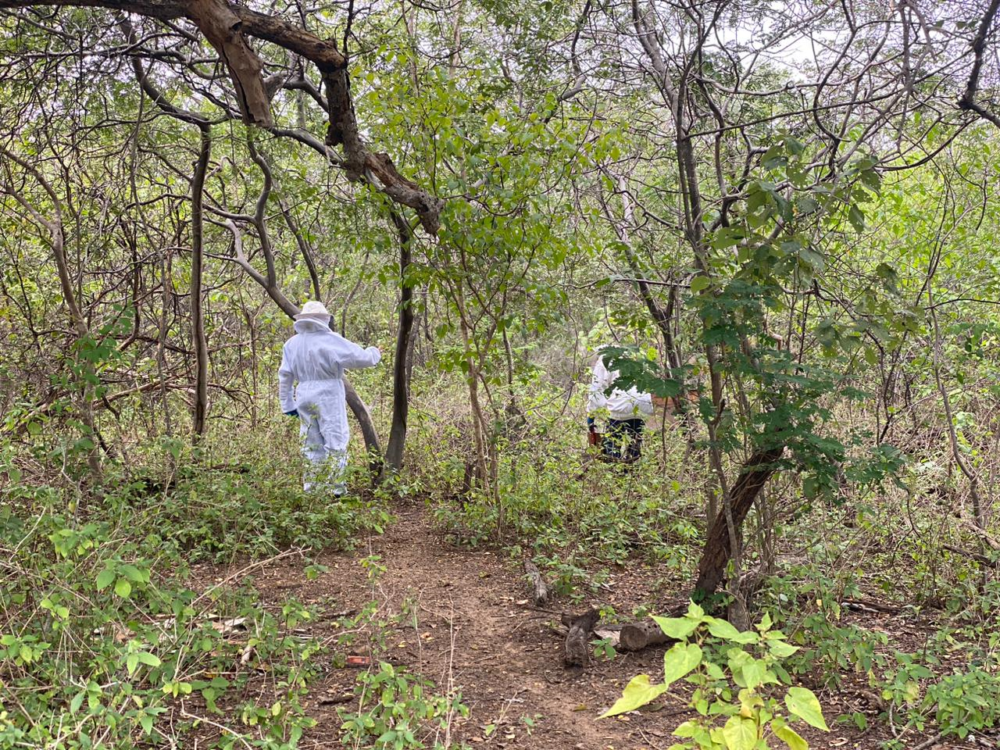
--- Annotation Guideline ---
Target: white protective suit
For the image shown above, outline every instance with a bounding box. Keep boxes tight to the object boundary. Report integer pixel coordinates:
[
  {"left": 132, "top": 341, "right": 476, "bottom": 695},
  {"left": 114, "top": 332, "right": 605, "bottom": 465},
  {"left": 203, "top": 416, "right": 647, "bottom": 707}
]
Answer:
[
  {"left": 588, "top": 355, "right": 654, "bottom": 422},
  {"left": 278, "top": 319, "right": 381, "bottom": 493}
]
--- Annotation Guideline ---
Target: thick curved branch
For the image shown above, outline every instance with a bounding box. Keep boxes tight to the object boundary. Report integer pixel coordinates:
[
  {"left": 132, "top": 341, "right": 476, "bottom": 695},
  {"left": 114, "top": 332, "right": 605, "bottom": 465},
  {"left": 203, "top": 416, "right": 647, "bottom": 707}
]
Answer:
[
  {"left": 1, "top": 0, "right": 443, "bottom": 232},
  {"left": 959, "top": 0, "right": 1000, "bottom": 129}
]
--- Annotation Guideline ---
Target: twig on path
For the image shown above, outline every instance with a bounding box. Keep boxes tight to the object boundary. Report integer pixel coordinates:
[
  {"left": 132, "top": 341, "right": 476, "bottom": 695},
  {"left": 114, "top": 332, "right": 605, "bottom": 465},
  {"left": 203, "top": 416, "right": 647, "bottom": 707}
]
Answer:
[
  {"left": 911, "top": 733, "right": 944, "bottom": 750},
  {"left": 191, "top": 548, "right": 304, "bottom": 608},
  {"left": 441, "top": 596, "right": 459, "bottom": 749},
  {"left": 179, "top": 706, "right": 254, "bottom": 748}
]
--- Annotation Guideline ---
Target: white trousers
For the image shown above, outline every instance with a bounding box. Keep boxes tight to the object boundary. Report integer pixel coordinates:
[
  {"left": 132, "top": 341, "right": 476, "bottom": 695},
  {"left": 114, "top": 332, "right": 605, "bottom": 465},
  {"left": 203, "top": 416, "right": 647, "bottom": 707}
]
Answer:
[{"left": 295, "top": 381, "right": 349, "bottom": 496}]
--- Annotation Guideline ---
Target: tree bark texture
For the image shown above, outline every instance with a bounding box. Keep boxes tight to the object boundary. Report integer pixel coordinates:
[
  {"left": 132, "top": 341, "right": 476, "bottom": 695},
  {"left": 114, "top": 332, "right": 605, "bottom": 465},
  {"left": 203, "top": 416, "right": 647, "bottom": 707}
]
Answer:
[
  {"left": 693, "top": 446, "right": 785, "bottom": 597},
  {"left": 190, "top": 126, "right": 212, "bottom": 438},
  {"left": 0, "top": 0, "right": 443, "bottom": 233},
  {"left": 383, "top": 211, "right": 414, "bottom": 474},
  {"left": 186, "top": 0, "right": 272, "bottom": 126},
  {"left": 562, "top": 609, "right": 599, "bottom": 668}
]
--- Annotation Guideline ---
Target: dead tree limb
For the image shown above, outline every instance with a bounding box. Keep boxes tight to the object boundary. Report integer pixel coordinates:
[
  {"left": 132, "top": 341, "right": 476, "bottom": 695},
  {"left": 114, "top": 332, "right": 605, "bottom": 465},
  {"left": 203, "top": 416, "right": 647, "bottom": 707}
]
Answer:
[
  {"left": 561, "top": 608, "right": 599, "bottom": 668},
  {"left": 618, "top": 619, "right": 672, "bottom": 652},
  {"left": 523, "top": 560, "right": 551, "bottom": 607}
]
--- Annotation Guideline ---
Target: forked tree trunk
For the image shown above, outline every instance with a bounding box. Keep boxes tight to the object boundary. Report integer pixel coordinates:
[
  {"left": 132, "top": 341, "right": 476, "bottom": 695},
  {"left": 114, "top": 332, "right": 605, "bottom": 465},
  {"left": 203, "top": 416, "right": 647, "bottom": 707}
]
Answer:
[
  {"left": 693, "top": 446, "right": 784, "bottom": 597},
  {"left": 383, "top": 211, "right": 415, "bottom": 475}
]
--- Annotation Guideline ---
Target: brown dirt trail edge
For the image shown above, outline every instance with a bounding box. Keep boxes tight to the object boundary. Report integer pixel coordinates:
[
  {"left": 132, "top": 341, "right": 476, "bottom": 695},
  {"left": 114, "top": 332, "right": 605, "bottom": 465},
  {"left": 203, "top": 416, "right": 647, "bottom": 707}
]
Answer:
[{"left": 241, "top": 503, "right": 955, "bottom": 749}]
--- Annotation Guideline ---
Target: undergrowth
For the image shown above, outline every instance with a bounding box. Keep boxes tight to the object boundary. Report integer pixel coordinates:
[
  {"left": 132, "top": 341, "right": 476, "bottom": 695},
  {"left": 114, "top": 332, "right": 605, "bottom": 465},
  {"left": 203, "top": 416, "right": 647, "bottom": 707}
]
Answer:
[{"left": 0, "top": 424, "right": 390, "bottom": 749}]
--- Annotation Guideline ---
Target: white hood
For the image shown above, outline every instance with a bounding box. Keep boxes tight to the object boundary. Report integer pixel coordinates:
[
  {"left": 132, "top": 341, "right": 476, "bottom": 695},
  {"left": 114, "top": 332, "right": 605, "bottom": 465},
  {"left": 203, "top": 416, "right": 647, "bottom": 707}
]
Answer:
[{"left": 293, "top": 318, "right": 331, "bottom": 334}]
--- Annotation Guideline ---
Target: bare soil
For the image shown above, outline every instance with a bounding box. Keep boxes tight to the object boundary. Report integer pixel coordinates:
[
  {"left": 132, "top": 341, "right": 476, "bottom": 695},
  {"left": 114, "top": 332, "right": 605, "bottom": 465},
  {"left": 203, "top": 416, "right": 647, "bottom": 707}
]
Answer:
[{"left": 226, "top": 502, "right": 987, "bottom": 750}]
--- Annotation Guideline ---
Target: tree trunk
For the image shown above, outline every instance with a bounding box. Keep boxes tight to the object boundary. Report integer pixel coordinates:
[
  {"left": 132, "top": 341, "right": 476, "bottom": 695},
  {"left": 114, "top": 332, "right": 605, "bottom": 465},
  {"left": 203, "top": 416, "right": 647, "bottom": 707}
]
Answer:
[
  {"left": 190, "top": 126, "right": 212, "bottom": 438},
  {"left": 383, "top": 211, "right": 415, "bottom": 474},
  {"left": 693, "top": 446, "right": 784, "bottom": 597},
  {"left": 333, "top": 379, "right": 378, "bottom": 474}
]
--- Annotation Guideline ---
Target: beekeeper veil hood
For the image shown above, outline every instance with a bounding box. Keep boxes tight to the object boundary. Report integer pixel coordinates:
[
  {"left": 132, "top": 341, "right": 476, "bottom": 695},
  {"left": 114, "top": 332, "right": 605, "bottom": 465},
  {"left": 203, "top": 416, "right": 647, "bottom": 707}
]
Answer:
[{"left": 294, "top": 301, "right": 332, "bottom": 331}]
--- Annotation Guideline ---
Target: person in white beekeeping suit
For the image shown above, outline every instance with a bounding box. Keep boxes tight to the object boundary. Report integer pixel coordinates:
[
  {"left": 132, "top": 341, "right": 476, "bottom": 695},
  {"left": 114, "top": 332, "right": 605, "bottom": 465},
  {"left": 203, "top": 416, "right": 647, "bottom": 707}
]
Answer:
[
  {"left": 278, "top": 301, "right": 381, "bottom": 495},
  {"left": 587, "top": 346, "right": 654, "bottom": 463}
]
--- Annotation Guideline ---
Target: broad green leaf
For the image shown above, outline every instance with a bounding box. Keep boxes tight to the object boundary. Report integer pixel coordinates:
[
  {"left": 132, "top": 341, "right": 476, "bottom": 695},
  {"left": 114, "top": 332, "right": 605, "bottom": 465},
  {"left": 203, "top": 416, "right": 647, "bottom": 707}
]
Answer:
[
  {"left": 785, "top": 687, "right": 828, "bottom": 731},
  {"left": 740, "top": 658, "right": 766, "bottom": 690},
  {"left": 663, "top": 643, "right": 703, "bottom": 686},
  {"left": 690, "top": 276, "right": 711, "bottom": 293},
  {"left": 137, "top": 652, "right": 161, "bottom": 667},
  {"left": 653, "top": 615, "right": 700, "bottom": 640},
  {"left": 119, "top": 564, "right": 146, "bottom": 583},
  {"left": 768, "top": 639, "right": 800, "bottom": 658},
  {"left": 115, "top": 578, "right": 132, "bottom": 598},
  {"left": 722, "top": 715, "right": 757, "bottom": 750},
  {"left": 96, "top": 569, "right": 115, "bottom": 590},
  {"left": 127, "top": 653, "right": 139, "bottom": 676},
  {"left": 598, "top": 675, "right": 667, "bottom": 718},
  {"left": 707, "top": 617, "right": 759, "bottom": 644},
  {"left": 672, "top": 720, "right": 699, "bottom": 738},
  {"left": 773, "top": 722, "right": 809, "bottom": 750}
]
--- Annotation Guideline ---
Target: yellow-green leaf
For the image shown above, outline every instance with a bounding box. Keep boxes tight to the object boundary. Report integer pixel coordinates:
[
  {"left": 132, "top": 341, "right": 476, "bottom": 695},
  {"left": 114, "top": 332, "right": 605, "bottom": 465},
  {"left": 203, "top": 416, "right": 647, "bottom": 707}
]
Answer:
[
  {"left": 774, "top": 722, "right": 809, "bottom": 750},
  {"left": 653, "top": 615, "right": 700, "bottom": 640},
  {"left": 663, "top": 642, "right": 703, "bottom": 687},
  {"left": 768, "top": 639, "right": 799, "bottom": 658},
  {"left": 598, "top": 674, "right": 668, "bottom": 718},
  {"left": 96, "top": 569, "right": 115, "bottom": 590},
  {"left": 707, "top": 617, "right": 759, "bottom": 644},
  {"left": 722, "top": 715, "right": 757, "bottom": 750},
  {"left": 785, "top": 687, "right": 828, "bottom": 731}
]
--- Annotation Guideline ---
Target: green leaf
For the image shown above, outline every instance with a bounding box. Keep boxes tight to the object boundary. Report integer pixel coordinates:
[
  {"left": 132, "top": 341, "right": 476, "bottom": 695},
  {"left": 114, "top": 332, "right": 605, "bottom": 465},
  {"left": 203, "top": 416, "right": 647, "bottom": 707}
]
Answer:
[
  {"left": 119, "top": 564, "right": 145, "bottom": 583},
  {"left": 653, "top": 615, "right": 700, "bottom": 640},
  {"left": 672, "top": 720, "right": 699, "bottom": 738},
  {"left": 137, "top": 652, "right": 161, "bottom": 668},
  {"left": 784, "top": 136, "right": 805, "bottom": 155},
  {"left": 706, "top": 617, "right": 759, "bottom": 644},
  {"left": 740, "top": 659, "right": 766, "bottom": 690},
  {"left": 785, "top": 687, "right": 828, "bottom": 731},
  {"left": 773, "top": 721, "right": 809, "bottom": 750},
  {"left": 663, "top": 643, "right": 703, "bottom": 686},
  {"left": 127, "top": 653, "right": 139, "bottom": 676},
  {"left": 848, "top": 205, "right": 865, "bottom": 233},
  {"left": 690, "top": 275, "right": 711, "bottom": 293},
  {"left": 598, "top": 675, "right": 668, "bottom": 718},
  {"left": 115, "top": 578, "right": 132, "bottom": 598},
  {"left": 139, "top": 713, "right": 154, "bottom": 735},
  {"left": 722, "top": 715, "right": 757, "bottom": 750},
  {"left": 96, "top": 569, "right": 115, "bottom": 590},
  {"left": 768, "top": 639, "right": 800, "bottom": 658},
  {"left": 70, "top": 690, "right": 85, "bottom": 715}
]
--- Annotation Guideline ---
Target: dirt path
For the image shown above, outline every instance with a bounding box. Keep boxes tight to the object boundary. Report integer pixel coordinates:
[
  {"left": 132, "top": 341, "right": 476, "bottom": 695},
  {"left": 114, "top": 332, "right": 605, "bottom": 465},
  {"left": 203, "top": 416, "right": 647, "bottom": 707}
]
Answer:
[
  {"left": 248, "top": 502, "right": 674, "bottom": 749},
  {"left": 242, "top": 502, "right": 966, "bottom": 750}
]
